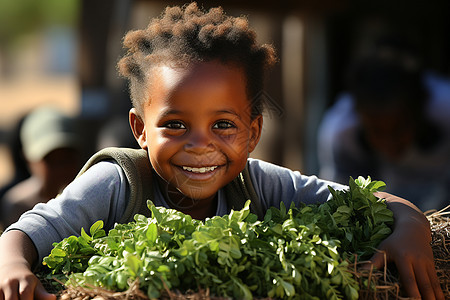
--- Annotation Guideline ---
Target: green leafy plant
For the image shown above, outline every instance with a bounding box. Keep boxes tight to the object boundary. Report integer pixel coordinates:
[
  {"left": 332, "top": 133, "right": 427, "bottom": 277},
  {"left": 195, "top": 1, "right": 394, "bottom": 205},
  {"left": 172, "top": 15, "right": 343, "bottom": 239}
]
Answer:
[
  {"left": 316, "top": 176, "right": 393, "bottom": 260},
  {"left": 43, "top": 220, "right": 105, "bottom": 275},
  {"left": 43, "top": 176, "right": 393, "bottom": 299}
]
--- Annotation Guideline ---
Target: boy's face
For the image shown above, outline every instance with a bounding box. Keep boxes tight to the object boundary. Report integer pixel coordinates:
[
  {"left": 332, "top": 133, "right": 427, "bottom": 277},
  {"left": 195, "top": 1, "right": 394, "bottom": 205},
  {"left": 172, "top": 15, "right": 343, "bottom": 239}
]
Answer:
[{"left": 130, "top": 60, "right": 262, "bottom": 205}]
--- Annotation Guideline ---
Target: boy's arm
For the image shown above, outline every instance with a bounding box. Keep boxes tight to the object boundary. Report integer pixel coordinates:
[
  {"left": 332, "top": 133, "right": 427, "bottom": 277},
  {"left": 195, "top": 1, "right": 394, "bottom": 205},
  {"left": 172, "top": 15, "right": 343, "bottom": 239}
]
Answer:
[
  {"left": 371, "top": 192, "right": 444, "bottom": 300},
  {"left": 0, "top": 230, "right": 56, "bottom": 300}
]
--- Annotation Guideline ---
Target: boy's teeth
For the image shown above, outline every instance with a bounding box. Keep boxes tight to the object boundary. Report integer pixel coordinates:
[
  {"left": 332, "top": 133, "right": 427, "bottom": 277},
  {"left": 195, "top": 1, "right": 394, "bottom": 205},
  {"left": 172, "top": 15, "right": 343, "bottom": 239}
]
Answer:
[{"left": 182, "top": 166, "right": 218, "bottom": 173}]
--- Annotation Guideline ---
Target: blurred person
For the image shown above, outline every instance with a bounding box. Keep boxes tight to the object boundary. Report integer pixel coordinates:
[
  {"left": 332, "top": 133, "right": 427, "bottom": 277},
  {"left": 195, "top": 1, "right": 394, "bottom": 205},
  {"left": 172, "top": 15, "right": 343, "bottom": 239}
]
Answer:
[
  {"left": 0, "top": 106, "right": 82, "bottom": 229},
  {"left": 0, "top": 114, "right": 31, "bottom": 201},
  {"left": 318, "top": 36, "right": 450, "bottom": 212}
]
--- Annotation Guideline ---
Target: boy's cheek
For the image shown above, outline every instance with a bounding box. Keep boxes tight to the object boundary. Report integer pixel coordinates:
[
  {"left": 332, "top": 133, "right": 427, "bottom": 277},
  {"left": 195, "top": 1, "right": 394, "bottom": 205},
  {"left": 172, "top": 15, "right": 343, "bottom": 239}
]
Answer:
[{"left": 218, "top": 133, "right": 238, "bottom": 145}]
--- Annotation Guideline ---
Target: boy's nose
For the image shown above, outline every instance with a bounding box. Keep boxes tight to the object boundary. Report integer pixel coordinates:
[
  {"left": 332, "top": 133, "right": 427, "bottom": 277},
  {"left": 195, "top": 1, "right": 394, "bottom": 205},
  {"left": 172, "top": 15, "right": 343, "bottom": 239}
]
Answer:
[{"left": 184, "top": 131, "right": 215, "bottom": 153}]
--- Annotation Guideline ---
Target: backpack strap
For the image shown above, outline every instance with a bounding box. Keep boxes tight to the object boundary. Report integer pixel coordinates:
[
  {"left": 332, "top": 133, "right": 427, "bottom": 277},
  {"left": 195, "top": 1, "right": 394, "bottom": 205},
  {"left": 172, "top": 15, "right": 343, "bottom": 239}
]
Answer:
[
  {"left": 76, "top": 147, "right": 153, "bottom": 223},
  {"left": 224, "top": 162, "right": 265, "bottom": 220}
]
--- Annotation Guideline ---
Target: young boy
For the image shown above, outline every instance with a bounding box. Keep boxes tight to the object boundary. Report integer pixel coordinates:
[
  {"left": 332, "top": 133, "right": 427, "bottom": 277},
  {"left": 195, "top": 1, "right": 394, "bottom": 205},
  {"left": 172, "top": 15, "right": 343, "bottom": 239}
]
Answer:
[{"left": 0, "top": 3, "right": 444, "bottom": 300}]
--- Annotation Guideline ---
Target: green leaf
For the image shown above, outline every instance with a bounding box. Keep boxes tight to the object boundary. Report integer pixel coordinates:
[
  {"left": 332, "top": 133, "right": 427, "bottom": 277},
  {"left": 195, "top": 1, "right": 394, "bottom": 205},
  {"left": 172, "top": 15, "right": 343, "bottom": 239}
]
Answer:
[
  {"left": 80, "top": 227, "right": 92, "bottom": 242},
  {"left": 157, "top": 264, "right": 170, "bottom": 272},
  {"left": 280, "top": 279, "right": 295, "bottom": 297},
  {"left": 367, "top": 180, "right": 386, "bottom": 192},
  {"left": 124, "top": 252, "right": 141, "bottom": 276},
  {"left": 231, "top": 276, "right": 253, "bottom": 300},
  {"left": 345, "top": 285, "right": 359, "bottom": 300},
  {"left": 146, "top": 222, "right": 158, "bottom": 243},
  {"left": 90, "top": 220, "right": 104, "bottom": 237},
  {"left": 116, "top": 272, "right": 128, "bottom": 290},
  {"left": 51, "top": 248, "right": 67, "bottom": 257},
  {"left": 192, "top": 231, "right": 214, "bottom": 244}
]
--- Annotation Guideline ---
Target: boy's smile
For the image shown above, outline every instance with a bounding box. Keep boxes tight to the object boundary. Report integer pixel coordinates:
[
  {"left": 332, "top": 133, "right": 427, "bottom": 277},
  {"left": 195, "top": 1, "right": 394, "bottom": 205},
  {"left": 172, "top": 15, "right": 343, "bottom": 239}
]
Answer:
[{"left": 130, "top": 60, "right": 262, "bottom": 215}]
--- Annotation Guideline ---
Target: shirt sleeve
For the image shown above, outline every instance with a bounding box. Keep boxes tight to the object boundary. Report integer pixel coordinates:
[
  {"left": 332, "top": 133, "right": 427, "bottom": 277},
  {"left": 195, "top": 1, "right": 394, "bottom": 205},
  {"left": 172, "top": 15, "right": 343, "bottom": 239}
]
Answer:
[
  {"left": 5, "top": 161, "right": 129, "bottom": 264},
  {"left": 247, "top": 158, "right": 347, "bottom": 210}
]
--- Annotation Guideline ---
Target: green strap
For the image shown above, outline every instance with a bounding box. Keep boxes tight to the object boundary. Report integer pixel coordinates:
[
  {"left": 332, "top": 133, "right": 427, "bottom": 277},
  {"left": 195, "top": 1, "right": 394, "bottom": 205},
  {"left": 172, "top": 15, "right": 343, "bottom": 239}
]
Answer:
[
  {"left": 76, "top": 147, "right": 154, "bottom": 223},
  {"left": 224, "top": 162, "right": 265, "bottom": 220}
]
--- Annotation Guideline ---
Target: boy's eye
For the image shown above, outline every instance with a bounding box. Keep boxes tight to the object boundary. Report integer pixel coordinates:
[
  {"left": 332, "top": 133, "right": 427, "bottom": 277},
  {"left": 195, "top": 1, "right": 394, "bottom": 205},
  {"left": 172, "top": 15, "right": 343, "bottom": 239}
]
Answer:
[
  {"left": 164, "top": 121, "right": 186, "bottom": 129},
  {"left": 213, "top": 120, "right": 235, "bottom": 129}
]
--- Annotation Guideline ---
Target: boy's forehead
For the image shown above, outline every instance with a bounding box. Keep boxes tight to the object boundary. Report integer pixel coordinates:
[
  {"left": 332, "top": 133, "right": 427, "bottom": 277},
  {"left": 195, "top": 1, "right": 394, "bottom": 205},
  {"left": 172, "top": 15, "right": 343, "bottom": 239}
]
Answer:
[
  {"left": 155, "top": 65, "right": 188, "bottom": 90},
  {"left": 148, "top": 61, "right": 247, "bottom": 96},
  {"left": 152, "top": 61, "right": 243, "bottom": 80},
  {"left": 144, "top": 61, "right": 252, "bottom": 115}
]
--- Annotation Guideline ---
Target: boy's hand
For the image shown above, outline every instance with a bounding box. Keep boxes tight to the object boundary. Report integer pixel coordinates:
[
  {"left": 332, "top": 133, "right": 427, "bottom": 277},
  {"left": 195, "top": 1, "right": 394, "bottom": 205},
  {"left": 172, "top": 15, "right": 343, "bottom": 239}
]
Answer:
[
  {"left": 0, "top": 262, "right": 56, "bottom": 300},
  {"left": 369, "top": 192, "right": 445, "bottom": 300},
  {"left": 0, "top": 230, "right": 56, "bottom": 300},
  {"left": 369, "top": 227, "right": 444, "bottom": 299}
]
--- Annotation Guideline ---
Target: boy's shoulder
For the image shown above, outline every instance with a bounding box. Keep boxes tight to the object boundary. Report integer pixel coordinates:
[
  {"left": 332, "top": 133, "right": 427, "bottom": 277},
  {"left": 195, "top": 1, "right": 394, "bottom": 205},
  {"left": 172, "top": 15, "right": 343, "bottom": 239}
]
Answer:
[
  {"left": 78, "top": 147, "right": 147, "bottom": 175},
  {"left": 247, "top": 157, "right": 298, "bottom": 176},
  {"left": 78, "top": 147, "right": 153, "bottom": 222}
]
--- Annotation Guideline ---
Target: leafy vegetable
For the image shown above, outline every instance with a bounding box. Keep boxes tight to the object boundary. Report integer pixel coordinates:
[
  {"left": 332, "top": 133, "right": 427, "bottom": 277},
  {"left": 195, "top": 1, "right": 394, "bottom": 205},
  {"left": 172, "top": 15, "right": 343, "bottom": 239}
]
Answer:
[
  {"left": 43, "top": 176, "right": 393, "bottom": 299},
  {"left": 316, "top": 176, "right": 393, "bottom": 260}
]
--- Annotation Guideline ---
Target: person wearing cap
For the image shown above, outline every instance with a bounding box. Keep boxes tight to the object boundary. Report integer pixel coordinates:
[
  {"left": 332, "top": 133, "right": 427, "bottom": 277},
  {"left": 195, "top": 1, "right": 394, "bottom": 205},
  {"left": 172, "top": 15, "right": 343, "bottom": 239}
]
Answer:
[{"left": 0, "top": 106, "right": 82, "bottom": 229}]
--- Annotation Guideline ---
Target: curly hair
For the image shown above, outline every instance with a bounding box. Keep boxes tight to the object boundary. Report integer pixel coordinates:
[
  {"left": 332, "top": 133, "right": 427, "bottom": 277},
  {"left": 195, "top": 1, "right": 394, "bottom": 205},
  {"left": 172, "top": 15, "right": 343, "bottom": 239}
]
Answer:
[{"left": 117, "top": 2, "right": 277, "bottom": 118}]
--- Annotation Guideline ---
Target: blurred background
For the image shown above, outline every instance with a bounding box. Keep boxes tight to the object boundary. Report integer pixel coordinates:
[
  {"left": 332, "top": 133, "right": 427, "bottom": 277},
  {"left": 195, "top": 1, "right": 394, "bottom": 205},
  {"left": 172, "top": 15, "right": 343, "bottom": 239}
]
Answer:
[{"left": 1, "top": 0, "right": 449, "bottom": 186}]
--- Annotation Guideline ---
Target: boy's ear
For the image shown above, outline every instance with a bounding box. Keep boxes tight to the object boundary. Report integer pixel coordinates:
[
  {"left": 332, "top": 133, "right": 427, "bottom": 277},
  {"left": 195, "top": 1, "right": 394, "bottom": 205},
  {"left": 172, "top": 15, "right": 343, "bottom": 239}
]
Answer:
[
  {"left": 248, "top": 114, "right": 263, "bottom": 153},
  {"left": 129, "top": 108, "right": 148, "bottom": 150}
]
